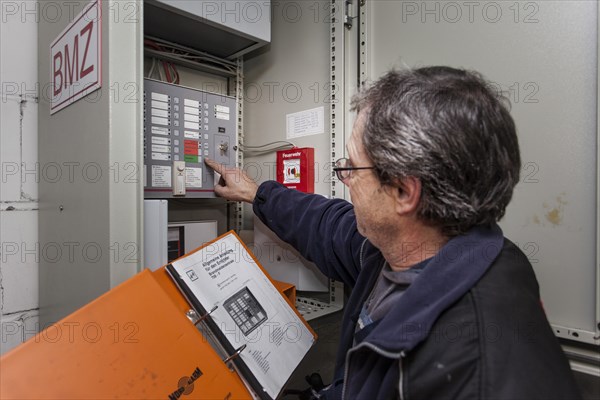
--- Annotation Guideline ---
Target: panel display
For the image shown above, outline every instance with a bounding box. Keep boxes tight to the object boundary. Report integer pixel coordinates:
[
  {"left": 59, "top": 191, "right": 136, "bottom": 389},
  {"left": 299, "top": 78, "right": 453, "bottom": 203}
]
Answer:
[{"left": 143, "top": 79, "right": 237, "bottom": 198}]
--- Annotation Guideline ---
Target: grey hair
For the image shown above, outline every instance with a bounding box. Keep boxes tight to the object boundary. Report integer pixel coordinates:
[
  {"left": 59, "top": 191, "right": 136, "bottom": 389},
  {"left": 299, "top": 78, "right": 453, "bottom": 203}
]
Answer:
[{"left": 352, "top": 66, "right": 521, "bottom": 236}]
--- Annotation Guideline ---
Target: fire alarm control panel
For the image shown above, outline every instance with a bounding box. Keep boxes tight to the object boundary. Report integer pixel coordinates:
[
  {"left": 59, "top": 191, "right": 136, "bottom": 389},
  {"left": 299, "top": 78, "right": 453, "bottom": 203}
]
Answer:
[
  {"left": 143, "top": 79, "right": 237, "bottom": 198},
  {"left": 276, "top": 147, "right": 315, "bottom": 193}
]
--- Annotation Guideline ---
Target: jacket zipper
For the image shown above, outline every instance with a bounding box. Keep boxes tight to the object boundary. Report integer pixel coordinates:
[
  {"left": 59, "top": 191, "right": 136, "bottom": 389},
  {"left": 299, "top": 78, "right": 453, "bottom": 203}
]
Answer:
[
  {"left": 359, "top": 238, "right": 368, "bottom": 269},
  {"left": 398, "top": 351, "right": 406, "bottom": 400},
  {"left": 341, "top": 343, "right": 404, "bottom": 399}
]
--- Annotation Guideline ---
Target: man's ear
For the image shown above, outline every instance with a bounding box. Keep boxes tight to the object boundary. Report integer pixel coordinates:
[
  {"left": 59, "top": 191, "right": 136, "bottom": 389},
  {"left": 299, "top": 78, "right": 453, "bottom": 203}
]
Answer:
[{"left": 391, "top": 176, "right": 421, "bottom": 216}]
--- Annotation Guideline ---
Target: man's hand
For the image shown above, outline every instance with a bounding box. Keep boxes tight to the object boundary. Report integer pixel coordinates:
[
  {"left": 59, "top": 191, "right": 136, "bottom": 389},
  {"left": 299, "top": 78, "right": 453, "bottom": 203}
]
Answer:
[{"left": 204, "top": 158, "right": 259, "bottom": 203}]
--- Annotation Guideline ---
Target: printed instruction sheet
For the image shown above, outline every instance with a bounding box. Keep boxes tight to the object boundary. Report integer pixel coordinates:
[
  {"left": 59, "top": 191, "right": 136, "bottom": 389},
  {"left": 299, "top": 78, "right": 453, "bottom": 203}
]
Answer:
[{"left": 171, "top": 232, "right": 314, "bottom": 399}]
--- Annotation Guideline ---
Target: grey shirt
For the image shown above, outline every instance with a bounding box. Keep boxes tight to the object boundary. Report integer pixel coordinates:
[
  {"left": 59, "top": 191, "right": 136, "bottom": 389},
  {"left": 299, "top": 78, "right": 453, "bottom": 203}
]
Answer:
[{"left": 358, "top": 258, "right": 430, "bottom": 330}]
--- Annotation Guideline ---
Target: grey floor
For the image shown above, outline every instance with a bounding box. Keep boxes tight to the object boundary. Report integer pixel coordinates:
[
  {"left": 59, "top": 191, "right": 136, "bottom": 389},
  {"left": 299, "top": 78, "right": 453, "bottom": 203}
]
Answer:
[{"left": 284, "top": 311, "right": 600, "bottom": 399}]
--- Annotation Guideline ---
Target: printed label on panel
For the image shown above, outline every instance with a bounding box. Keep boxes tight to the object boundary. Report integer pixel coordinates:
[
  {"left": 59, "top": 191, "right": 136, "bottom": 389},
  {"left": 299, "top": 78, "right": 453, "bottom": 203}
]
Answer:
[{"left": 151, "top": 165, "right": 171, "bottom": 187}]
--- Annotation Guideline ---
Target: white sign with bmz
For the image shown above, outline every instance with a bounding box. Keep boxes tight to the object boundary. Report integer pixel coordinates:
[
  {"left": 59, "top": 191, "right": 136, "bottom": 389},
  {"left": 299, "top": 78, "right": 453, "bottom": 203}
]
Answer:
[{"left": 50, "top": 0, "right": 102, "bottom": 114}]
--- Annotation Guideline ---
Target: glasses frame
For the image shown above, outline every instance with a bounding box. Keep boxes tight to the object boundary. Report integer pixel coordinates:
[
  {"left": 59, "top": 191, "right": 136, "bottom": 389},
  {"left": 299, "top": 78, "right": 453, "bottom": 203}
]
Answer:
[{"left": 333, "top": 158, "right": 376, "bottom": 181}]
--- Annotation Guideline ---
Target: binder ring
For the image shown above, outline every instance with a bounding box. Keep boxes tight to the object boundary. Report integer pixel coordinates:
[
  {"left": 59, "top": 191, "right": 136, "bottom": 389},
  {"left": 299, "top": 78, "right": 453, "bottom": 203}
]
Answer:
[
  {"left": 223, "top": 344, "right": 246, "bottom": 364},
  {"left": 195, "top": 305, "right": 218, "bottom": 325}
]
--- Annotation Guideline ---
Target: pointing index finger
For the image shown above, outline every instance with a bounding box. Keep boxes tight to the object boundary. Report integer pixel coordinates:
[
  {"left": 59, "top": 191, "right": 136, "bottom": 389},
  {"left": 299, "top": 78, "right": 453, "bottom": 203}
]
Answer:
[{"left": 204, "top": 157, "right": 224, "bottom": 174}]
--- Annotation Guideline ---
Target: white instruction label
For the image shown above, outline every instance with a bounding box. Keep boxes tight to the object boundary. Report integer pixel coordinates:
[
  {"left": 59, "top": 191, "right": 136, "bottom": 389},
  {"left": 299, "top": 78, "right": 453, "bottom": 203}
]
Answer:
[
  {"left": 286, "top": 106, "right": 324, "bottom": 139},
  {"left": 151, "top": 165, "right": 171, "bottom": 187},
  {"left": 185, "top": 167, "right": 203, "bottom": 188}
]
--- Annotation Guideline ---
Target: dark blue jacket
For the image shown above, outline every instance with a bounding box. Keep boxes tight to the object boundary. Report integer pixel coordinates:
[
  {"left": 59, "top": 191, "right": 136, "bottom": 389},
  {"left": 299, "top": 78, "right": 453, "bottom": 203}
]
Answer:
[{"left": 253, "top": 181, "right": 581, "bottom": 399}]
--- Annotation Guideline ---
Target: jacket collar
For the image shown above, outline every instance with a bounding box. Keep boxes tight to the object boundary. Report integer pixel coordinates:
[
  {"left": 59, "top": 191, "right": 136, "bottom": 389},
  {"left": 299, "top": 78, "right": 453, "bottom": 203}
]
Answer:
[{"left": 361, "top": 223, "right": 505, "bottom": 354}]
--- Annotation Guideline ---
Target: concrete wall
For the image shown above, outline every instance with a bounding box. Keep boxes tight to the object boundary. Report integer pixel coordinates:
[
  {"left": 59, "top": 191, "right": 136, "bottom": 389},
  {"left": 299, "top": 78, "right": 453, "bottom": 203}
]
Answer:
[{"left": 0, "top": 1, "right": 39, "bottom": 354}]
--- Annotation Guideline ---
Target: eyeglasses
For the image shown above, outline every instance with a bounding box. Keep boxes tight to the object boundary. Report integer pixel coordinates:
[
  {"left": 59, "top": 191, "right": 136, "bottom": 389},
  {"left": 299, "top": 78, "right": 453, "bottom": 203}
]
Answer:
[{"left": 333, "top": 158, "right": 376, "bottom": 181}]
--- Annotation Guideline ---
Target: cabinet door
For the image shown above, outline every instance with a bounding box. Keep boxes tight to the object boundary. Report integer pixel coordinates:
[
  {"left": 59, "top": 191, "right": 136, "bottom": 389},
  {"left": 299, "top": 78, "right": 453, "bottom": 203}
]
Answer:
[
  {"left": 38, "top": 0, "right": 143, "bottom": 326},
  {"left": 365, "top": 0, "right": 598, "bottom": 343}
]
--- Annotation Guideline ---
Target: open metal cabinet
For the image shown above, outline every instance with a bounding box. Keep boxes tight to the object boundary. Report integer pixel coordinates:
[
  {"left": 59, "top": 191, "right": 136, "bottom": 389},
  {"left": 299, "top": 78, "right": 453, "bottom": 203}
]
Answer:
[
  {"left": 37, "top": 0, "right": 351, "bottom": 326},
  {"left": 142, "top": 0, "right": 355, "bottom": 321},
  {"left": 37, "top": 0, "right": 251, "bottom": 327}
]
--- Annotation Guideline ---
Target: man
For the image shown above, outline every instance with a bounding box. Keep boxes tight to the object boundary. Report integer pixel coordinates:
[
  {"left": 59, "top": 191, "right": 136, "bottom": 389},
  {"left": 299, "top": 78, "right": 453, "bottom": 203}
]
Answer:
[{"left": 205, "top": 67, "right": 581, "bottom": 399}]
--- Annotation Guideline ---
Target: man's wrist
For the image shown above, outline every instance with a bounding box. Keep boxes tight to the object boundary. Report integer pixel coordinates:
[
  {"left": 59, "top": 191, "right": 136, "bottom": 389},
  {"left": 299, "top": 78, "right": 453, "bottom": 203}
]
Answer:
[{"left": 245, "top": 185, "right": 258, "bottom": 203}]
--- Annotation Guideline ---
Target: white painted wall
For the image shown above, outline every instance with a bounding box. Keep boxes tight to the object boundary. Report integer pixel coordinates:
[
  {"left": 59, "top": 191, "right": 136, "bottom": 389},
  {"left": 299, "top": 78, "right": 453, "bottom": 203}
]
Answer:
[{"left": 0, "top": 3, "right": 40, "bottom": 354}]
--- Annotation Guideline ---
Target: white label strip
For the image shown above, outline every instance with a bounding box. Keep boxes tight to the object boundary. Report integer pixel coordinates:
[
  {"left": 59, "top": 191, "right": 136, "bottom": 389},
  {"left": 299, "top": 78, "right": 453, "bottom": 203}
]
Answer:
[
  {"left": 215, "top": 112, "right": 230, "bottom": 120},
  {"left": 185, "top": 167, "right": 203, "bottom": 188},
  {"left": 151, "top": 144, "right": 171, "bottom": 153},
  {"left": 184, "top": 114, "right": 200, "bottom": 123},
  {"left": 151, "top": 116, "right": 169, "bottom": 126},
  {"left": 151, "top": 100, "right": 169, "bottom": 110},
  {"left": 215, "top": 105, "right": 230, "bottom": 114},
  {"left": 151, "top": 165, "right": 171, "bottom": 187},
  {"left": 151, "top": 92, "right": 169, "bottom": 102},
  {"left": 152, "top": 136, "right": 171, "bottom": 145},
  {"left": 184, "top": 121, "right": 200, "bottom": 130},
  {"left": 151, "top": 126, "right": 170, "bottom": 135},
  {"left": 184, "top": 99, "right": 200, "bottom": 108},
  {"left": 184, "top": 131, "right": 200, "bottom": 140},
  {"left": 151, "top": 108, "right": 169, "bottom": 118},
  {"left": 152, "top": 152, "right": 171, "bottom": 161},
  {"left": 286, "top": 106, "right": 325, "bottom": 139},
  {"left": 184, "top": 106, "right": 200, "bottom": 116}
]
